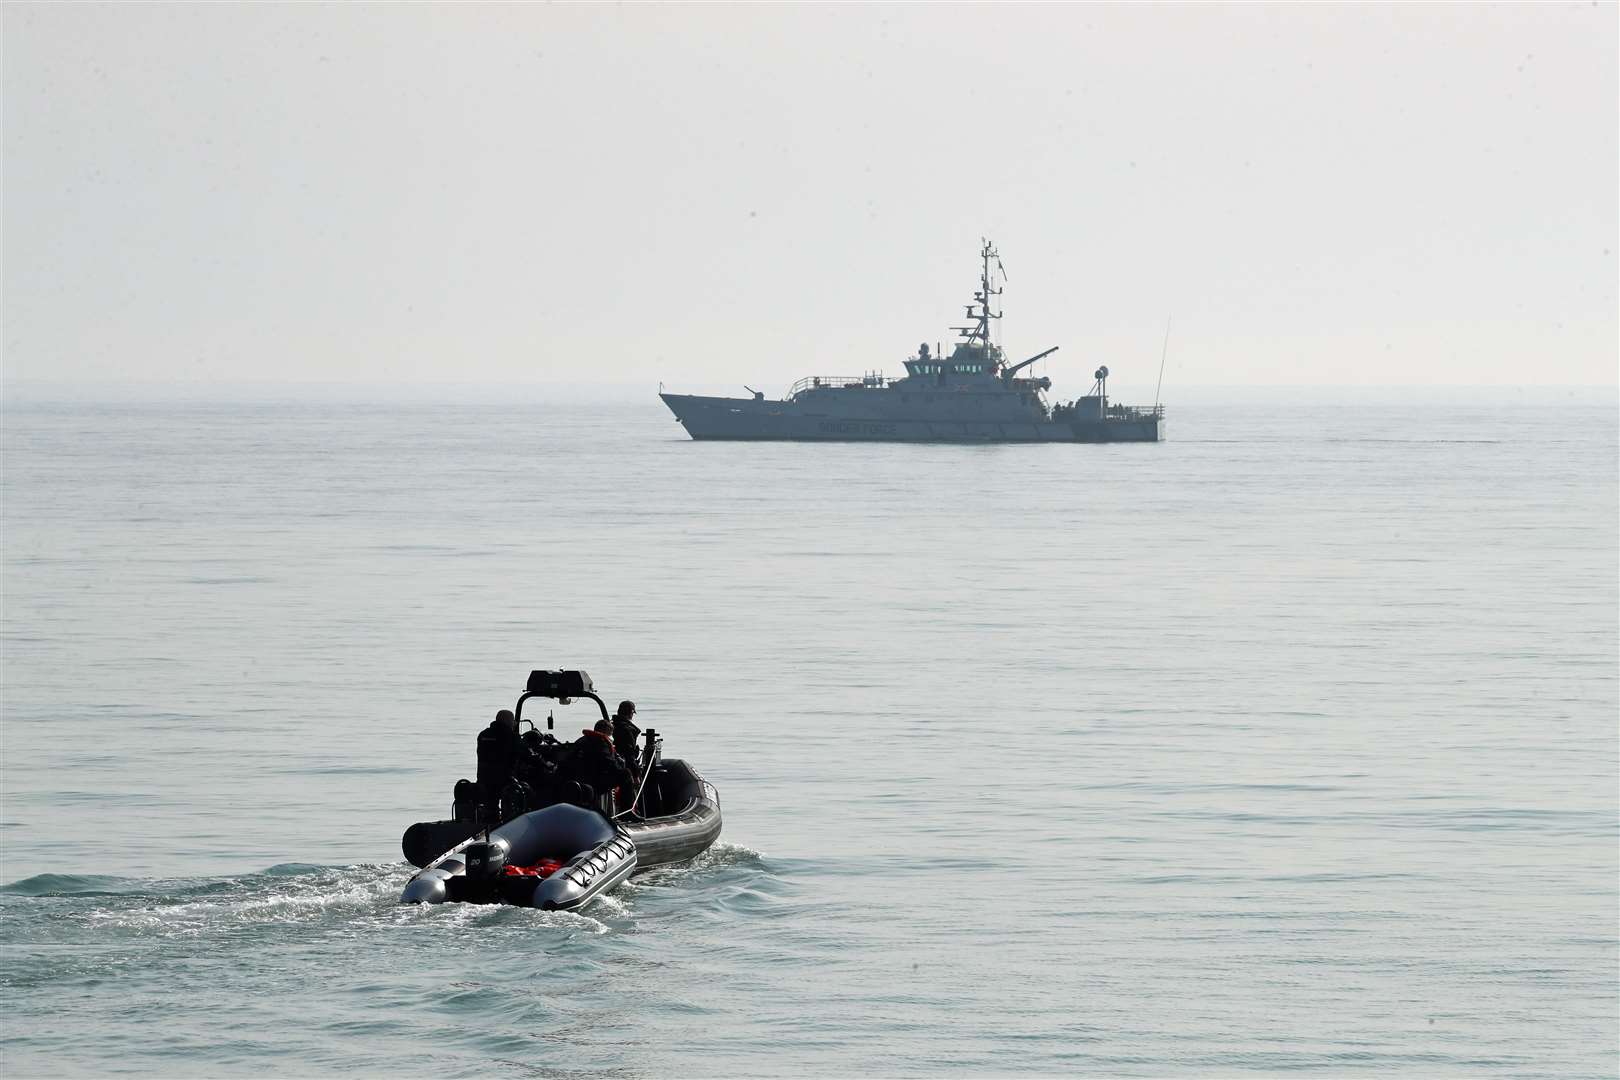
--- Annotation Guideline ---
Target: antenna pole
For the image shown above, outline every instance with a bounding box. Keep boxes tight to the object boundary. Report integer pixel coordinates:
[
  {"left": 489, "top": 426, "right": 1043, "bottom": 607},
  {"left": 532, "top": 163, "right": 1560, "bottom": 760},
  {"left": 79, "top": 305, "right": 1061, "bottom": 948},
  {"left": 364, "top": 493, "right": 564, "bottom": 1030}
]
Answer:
[
  {"left": 1154, "top": 314, "right": 1172, "bottom": 409},
  {"left": 972, "top": 241, "right": 984, "bottom": 346},
  {"left": 976, "top": 238, "right": 1003, "bottom": 360}
]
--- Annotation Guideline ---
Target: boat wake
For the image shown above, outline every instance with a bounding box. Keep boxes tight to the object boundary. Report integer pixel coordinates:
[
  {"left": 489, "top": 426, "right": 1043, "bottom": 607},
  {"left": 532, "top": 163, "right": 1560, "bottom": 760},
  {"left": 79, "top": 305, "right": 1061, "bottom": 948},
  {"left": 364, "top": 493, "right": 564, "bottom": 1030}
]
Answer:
[
  {"left": 631, "top": 840, "right": 766, "bottom": 885},
  {"left": 1, "top": 841, "right": 770, "bottom": 951}
]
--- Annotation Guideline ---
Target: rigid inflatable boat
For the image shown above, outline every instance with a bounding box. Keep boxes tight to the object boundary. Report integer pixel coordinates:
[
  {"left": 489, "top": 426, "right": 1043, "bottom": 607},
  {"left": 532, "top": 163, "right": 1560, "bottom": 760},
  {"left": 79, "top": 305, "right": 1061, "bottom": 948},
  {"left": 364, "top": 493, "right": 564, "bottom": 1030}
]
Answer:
[{"left": 400, "top": 670, "right": 722, "bottom": 910}]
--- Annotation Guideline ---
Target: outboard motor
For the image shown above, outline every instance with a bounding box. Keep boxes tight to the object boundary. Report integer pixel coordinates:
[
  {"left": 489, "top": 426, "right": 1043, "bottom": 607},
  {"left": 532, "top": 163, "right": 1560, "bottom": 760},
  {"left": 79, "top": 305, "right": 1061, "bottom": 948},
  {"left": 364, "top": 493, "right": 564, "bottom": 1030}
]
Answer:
[
  {"left": 434, "top": 837, "right": 511, "bottom": 904},
  {"left": 463, "top": 840, "right": 507, "bottom": 880}
]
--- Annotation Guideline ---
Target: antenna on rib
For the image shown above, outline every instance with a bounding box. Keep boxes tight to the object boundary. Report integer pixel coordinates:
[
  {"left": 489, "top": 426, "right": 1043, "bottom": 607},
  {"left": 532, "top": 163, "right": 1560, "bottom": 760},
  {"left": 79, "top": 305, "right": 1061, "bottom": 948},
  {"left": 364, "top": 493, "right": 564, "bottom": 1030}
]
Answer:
[{"left": 1154, "top": 315, "right": 1172, "bottom": 410}]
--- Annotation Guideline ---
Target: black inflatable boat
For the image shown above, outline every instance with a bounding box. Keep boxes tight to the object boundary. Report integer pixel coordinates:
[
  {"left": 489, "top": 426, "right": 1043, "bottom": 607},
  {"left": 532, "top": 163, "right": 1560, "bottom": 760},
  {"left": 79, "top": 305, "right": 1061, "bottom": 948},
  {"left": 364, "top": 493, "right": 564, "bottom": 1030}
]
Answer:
[{"left": 400, "top": 670, "right": 722, "bottom": 910}]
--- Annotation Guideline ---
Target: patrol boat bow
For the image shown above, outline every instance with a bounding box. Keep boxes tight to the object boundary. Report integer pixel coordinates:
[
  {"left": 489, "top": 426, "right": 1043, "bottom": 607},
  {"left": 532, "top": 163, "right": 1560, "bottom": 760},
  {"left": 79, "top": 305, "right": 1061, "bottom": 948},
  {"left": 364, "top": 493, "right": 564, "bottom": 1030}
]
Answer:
[{"left": 660, "top": 241, "right": 1164, "bottom": 443}]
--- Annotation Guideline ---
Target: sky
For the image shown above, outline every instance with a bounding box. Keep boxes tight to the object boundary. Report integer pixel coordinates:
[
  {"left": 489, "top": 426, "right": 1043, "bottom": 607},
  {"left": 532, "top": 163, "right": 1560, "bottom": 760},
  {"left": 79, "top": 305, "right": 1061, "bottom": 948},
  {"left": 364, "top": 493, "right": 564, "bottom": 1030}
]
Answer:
[{"left": 3, "top": 2, "right": 1616, "bottom": 397}]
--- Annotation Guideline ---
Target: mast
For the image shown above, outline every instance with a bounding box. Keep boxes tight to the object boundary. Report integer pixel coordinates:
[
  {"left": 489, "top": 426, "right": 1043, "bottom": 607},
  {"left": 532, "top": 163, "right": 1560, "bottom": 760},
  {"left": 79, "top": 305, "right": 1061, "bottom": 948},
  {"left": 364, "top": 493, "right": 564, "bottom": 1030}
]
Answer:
[
  {"left": 953, "top": 238, "right": 1003, "bottom": 360},
  {"left": 978, "top": 238, "right": 1001, "bottom": 349}
]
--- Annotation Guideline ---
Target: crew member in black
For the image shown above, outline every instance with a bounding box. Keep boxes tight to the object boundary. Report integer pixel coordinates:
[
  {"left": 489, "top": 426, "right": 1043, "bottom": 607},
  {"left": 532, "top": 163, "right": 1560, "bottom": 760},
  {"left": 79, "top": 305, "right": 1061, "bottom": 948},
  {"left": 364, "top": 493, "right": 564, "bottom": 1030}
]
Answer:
[
  {"left": 611, "top": 700, "right": 642, "bottom": 772},
  {"left": 571, "top": 718, "right": 635, "bottom": 812},
  {"left": 475, "top": 709, "right": 523, "bottom": 817}
]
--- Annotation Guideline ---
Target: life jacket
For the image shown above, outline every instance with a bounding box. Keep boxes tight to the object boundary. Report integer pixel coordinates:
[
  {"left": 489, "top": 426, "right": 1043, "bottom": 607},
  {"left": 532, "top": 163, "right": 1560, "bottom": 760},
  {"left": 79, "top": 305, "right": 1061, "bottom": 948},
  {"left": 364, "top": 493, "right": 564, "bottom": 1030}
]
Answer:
[{"left": 502, "top": 859, "right": 564, "bottom": 878}]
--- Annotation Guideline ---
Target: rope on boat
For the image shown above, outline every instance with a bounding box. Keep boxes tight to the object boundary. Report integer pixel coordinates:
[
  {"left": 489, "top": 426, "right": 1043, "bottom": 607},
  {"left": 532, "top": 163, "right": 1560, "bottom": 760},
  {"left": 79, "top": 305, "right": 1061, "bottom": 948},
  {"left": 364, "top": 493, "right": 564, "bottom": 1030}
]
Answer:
[{"left": 613, "top": 741, "right": 661, "bottom": 821}]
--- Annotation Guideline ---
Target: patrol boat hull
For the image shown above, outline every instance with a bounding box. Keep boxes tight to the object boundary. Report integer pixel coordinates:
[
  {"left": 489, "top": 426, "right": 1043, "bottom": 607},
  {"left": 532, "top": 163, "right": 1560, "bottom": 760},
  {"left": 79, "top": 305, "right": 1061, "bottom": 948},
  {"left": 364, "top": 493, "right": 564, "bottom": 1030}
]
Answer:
[{"left": 660, "top": 392, "right": 1163, "bottom": 443}]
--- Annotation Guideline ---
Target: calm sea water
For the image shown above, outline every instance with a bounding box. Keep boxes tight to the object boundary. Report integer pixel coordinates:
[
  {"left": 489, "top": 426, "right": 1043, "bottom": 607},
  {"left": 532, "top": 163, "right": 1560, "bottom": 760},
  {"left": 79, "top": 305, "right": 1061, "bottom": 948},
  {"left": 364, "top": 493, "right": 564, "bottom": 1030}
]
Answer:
[{"left": 2, "top": 389, "right": 1616, "bottom": 1077}]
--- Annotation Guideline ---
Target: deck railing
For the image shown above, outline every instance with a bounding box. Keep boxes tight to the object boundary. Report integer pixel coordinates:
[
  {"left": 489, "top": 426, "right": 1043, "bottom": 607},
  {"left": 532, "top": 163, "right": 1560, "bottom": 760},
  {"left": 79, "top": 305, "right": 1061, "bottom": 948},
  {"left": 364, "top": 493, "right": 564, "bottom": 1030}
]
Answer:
[
  {"left": 1107, "top": 404, "right": 1166, "bottom": 420},
  {"left": 785, "top": 374, "right": 889, "bottom": 400}
]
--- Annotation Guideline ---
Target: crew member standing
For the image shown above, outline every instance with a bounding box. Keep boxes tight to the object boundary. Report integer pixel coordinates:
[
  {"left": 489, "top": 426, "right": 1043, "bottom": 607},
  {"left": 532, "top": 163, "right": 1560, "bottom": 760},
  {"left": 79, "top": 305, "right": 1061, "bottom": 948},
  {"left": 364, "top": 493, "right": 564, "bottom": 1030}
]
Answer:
[
  {"left": 476, "top": 709, "right": 522, "bottom": 818},
  {"left": 611, "top": 700, "right": 642, "bottom": 772},
  {"left": 572, "top": 718, "right": 635, "bottom": 815}
]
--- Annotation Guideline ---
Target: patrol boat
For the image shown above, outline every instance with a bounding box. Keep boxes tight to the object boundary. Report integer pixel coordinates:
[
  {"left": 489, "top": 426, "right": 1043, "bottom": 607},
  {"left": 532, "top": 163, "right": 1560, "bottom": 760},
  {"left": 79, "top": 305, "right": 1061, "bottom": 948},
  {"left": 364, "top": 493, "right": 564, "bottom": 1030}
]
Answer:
[
  {"left": 400, "top": 670, "right": 722, "bottom": 910},
  {"left": 659, "top": 241, "right": 1164, "bottom": 443}
]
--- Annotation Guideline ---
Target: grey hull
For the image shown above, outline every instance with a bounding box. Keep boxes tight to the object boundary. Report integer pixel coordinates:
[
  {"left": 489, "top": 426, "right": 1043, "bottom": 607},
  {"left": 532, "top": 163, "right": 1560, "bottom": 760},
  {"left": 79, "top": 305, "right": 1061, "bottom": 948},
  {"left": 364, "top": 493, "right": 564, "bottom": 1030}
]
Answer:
[
  {"left": 660, "top": 393, "right": 1162, "bottom": 443},
  {"left": 622, "top": 786, "right": 722, "bottom": 868}
]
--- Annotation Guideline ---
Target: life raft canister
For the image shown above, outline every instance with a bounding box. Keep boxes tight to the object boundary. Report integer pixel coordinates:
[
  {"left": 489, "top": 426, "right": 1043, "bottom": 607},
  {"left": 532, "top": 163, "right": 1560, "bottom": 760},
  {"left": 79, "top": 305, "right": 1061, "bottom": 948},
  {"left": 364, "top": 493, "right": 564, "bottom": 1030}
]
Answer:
[{"left": 501, "top": 859, "right": 564, "bottom": 879}]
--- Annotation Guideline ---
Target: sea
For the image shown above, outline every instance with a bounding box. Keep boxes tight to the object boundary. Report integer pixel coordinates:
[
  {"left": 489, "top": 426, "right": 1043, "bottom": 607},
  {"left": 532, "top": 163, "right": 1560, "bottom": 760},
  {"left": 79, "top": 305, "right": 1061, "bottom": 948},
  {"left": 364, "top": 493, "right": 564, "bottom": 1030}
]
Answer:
[{"left": 2, "top": 387, "right": 1616, "bottom": 1078}]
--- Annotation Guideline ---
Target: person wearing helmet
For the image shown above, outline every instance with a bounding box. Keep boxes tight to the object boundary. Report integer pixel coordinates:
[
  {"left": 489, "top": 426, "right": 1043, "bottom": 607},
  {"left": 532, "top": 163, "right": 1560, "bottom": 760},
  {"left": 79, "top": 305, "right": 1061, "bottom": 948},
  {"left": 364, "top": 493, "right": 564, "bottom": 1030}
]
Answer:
[
  {"left": 475, "top": 709, "right": 523, "bottom": 819},
  {"left": 611, "top": 700, "right": 642, "bottom": 772}
]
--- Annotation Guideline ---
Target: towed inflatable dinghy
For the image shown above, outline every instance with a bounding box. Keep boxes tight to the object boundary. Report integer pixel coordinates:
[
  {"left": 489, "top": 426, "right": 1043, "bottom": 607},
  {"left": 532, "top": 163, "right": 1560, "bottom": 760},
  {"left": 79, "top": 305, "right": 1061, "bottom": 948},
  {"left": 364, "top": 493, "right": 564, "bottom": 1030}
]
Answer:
[{"left": 400, "top": 670, "right": 721, "bottom": 910}]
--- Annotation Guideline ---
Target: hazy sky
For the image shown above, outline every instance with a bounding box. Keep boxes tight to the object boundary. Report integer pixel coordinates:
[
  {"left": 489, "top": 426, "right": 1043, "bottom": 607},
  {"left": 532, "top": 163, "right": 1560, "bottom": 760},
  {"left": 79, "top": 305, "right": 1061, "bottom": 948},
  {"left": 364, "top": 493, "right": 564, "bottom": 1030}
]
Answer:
[{"left": 4, "top": 2, "right": 1616, "bottom": 395}]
